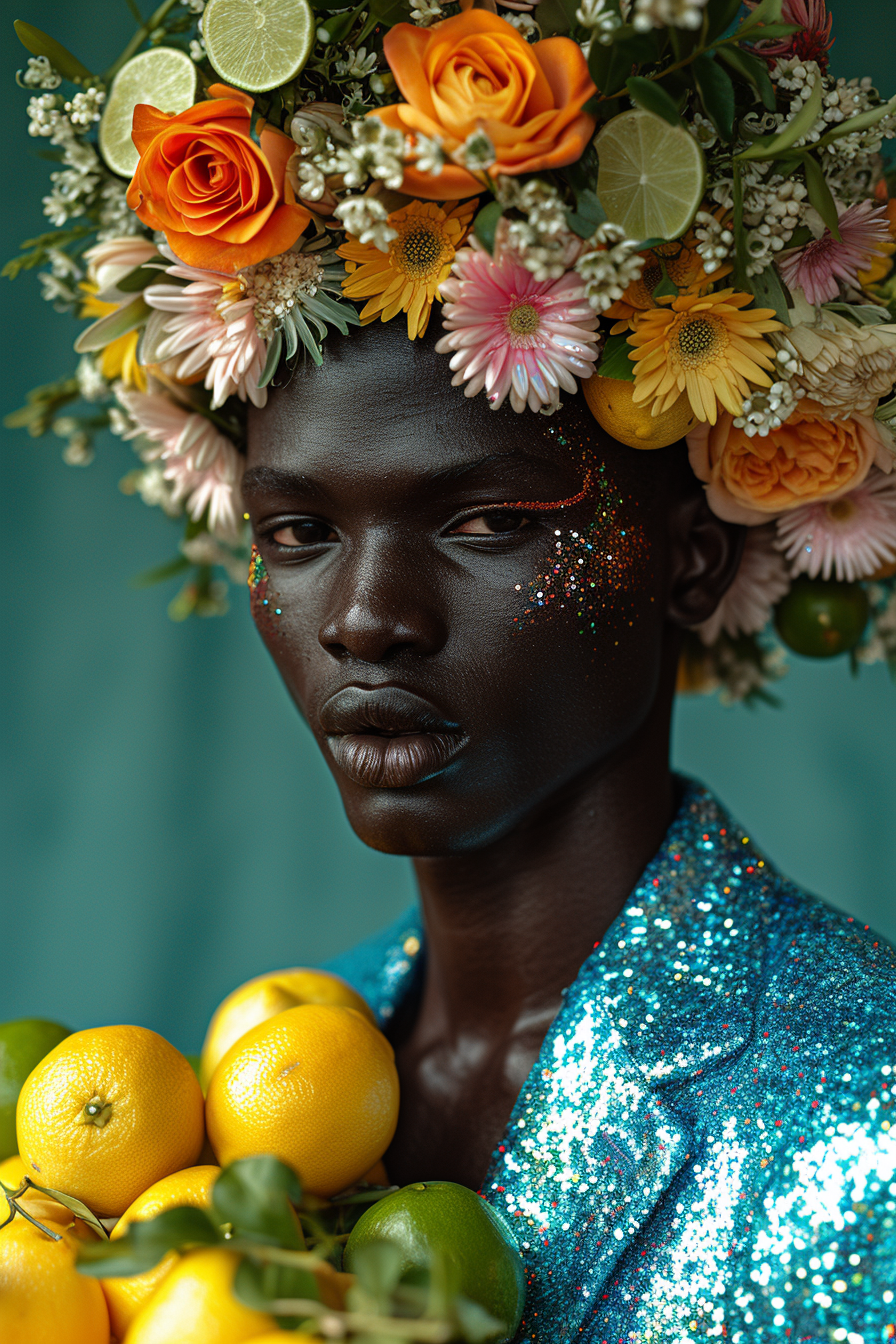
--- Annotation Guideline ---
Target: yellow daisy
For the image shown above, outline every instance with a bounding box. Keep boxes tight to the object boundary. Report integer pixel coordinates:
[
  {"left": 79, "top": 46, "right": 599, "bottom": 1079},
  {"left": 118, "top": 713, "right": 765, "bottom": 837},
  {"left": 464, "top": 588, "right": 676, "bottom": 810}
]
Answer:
[
  {"left": 338, "top": 198, "right": 477, "bottom": 340},
  {"left": 627, "top": 289, "right": 784, "bottom": 426},
  {"left": 80, "top": 284, "right": 147, "bottom": 391},
  {"left": 605, "top": 233, "right": 728, "bottom": 336}
]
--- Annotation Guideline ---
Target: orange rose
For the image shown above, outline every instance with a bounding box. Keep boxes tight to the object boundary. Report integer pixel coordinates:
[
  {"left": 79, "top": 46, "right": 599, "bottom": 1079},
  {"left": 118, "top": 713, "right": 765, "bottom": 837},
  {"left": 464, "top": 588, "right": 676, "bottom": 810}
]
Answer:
[
  {"left": 377, "top": 10, "right": 597, "bottom": 200},
  {"left": 126, "top": 84, "right": 311, "bottom": 274},
  {"left": 687, "top": 401, "right": 892, "bottom": 525}
]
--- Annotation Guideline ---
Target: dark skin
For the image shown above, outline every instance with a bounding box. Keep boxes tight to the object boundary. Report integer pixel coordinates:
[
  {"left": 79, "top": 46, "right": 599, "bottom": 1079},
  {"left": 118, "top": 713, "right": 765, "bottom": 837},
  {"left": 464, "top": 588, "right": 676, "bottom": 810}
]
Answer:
[{"left": 245, "top": 321, "right": 742, "bottom": 1190}]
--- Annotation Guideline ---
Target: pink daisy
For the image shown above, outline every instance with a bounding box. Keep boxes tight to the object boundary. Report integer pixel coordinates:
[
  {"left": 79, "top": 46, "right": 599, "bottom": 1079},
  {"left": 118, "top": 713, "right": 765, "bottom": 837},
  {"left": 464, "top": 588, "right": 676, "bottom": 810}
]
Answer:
[
  {"left": 695, "top": 525, "right": 792, "bottom": 646},
  {"left": 116, "top": 386, "right": 243, "bottom": 541},
  {"left": 745, "top": 0, "right": 834, "bottom": 71},
  {"left": 774, "top": 466, "right": 896, "bottom": 581},
  {"left": 778, "top": 200, "right": 892, "bottom": 306},
  {"left": 142, "top": 254, "right": 267, "bottom": 410},
  {"left": 435, "top": 240, "right": 601, "bottom": 414}
]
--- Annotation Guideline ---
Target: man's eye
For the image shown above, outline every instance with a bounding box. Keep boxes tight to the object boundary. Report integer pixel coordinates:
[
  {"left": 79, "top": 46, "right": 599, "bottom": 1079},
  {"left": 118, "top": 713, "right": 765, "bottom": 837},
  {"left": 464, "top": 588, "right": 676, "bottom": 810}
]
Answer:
[
  {"left": 271, "top": 520, "right": 337, "bottom": 547},
  {"left": 452, "top": 511, "right": 531, "bottom": 536}
]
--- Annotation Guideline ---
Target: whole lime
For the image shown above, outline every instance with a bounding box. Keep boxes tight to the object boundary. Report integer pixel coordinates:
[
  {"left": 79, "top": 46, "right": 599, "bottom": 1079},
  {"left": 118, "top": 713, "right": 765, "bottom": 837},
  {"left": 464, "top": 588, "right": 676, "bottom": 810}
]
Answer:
[
  {"left": 775, "top": 577, "right": 869, "bottom": 658},
  {"left": 344, "top": 1181, "right": 525, "bottom": 1341},
  {"left": 0, "top": 1018, "right": 71, "bottom": 1160}
]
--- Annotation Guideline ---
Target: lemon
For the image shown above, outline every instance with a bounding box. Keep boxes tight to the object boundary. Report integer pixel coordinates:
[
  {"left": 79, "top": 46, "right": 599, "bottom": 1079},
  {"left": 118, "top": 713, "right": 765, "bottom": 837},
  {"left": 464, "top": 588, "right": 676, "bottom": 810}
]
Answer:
[
  {"left": 582, "top": 373, "right": 697, "bottom": 449},
  {"left": 16, "top": 1025, "right": 205, "bottom": 1217},
  {"left": 0, "top": 1019, "right": 71, "bottom": 1161},
  {"left": 98, "top": 48, "right": 197, "bottom": 178},
  {"left": 100, "top": 1165, "right": 220, "bottom": 1339},
  {"left": 203, "top": 0, "right": 316, "bottom": 94},
  {"left": 201, "top": 967, "right": 375, "bottom": 1090},
  {"left": 124, "top": 1246, "right": 276, "bottom": 1344},
  {"left": 345, "top": 1181, "right": 525, "bottom": 1343},
  {"left": 596, "top": 109, "right": 705, "bottom": 243},
  {"left": 205, "top": 1004, "right": 399, "bottom": 1198},
  {"left": 0, "top": 1214, "right": 110, "bottom": 1344}
]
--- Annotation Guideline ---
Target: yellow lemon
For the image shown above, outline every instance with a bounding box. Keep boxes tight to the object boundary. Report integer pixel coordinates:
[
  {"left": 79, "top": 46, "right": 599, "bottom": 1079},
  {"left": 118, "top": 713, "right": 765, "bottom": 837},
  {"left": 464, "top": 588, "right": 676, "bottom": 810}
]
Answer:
[
  {"left": 583, "top": 374, "right": 697, "bottom": 449},
  {"left": 205, "top": 1004, "right": 399, "bottom": 1198},
  {"left": 17, "top": 1025, "right": 205, "bottom": 1217},
  {"left": 123, "top": 1246, "right": 275, "bottom": 1344},
  {"left": 0, "top": 1152, "right": 27, "bottom": 1188},
  {"left": 0, "top": 1153, "right": 99, "bottom": 1237},
  {"left": 101, "top": 1165, "right": 220, "bottom": 1339},
  {"left": 245, "top": 1336, "right": 323, "bottom": 1343},
  {"left": 201, "top": 967, "right": 375, "bottom": 1090},
  {"left": 0, "top": 1214, "right": 110, "bottom": 1344}
]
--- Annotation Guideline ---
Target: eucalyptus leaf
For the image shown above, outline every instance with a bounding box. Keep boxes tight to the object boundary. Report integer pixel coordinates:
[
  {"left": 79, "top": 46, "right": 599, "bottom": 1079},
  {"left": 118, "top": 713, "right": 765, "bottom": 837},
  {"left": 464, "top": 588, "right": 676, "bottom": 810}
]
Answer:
[
  {"left": 746, "top": 262, "right": 791, "bottom": 325},
  {"left": 22, "top": 1180, "right": 108, "bottom": 1241},
  {"left": 693, "top": 54, "right": 736, "bottom": 143},
  {"left": 736, "top": 79, "right": 823, "bottom": 162},
  {"left": 257, "top": 329, "right": 284, "bottom": 388},
  {"left": 625, "top": 76, "right": 680, "bottom": 126},
  {"left": 74, "top": 296, "right": 150, "bottom": 354},
  {"left": 212, "top": 1157, "right": 304, "bottom": 1249},
  {"left": 801, "top": 153, "right": 841, "bottom": 239},
  {"left": 473, "top": 201, "right": 503, "bottom": 255},
  {"left": 715, "top": 45, "right": 776, "bottom": 111},
  {"left": 596, "top": 333, "right": 636, "bottom": 381},
  {"left": 14, "top": 20, "right": 94, "bottom": 83},
  {"left": 815, "top": 95, "right": 896, "bottom": 148}
]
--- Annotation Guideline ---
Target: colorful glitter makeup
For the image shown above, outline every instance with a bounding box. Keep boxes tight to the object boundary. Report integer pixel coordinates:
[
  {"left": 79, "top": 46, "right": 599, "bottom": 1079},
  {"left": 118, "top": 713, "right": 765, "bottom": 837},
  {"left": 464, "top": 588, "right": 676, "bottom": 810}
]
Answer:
[
  {"left": 512, "top": 428, "right": 648, "bottom": 637},
  {"left": 247, "top": 543, "right": 282, "bottom": 636}
]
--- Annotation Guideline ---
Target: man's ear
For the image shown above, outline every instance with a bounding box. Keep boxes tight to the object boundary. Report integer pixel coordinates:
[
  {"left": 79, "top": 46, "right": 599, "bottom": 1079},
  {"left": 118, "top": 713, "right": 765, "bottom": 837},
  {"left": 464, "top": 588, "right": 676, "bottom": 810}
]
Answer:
[{"left": 666, "top": 486, "right": 745, "bottom": 628}]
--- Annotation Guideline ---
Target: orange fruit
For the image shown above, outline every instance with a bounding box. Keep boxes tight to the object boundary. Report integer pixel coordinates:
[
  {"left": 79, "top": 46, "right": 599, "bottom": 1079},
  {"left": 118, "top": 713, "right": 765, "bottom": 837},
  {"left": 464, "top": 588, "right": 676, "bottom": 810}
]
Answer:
[
  {"left": 583, "top": 373, "right": 697, "bottom": 448},
  {"left": 200, "top": 967, "right": 375, "bottom": 1090},
  {"left": 246, "top": 1336, "right": 322, "bottom": 1343},
  {"left": 123, "top": 1246, "right": 275, "bottom": 1343},
  {"left": 0, "top": 1213, "right": 110, "bottom": 1344},
  {"left": 0, "top": 1153, "right": 98, "bottom": 1238},
  {"left": 100, "top": 1165, "right": 220, "bottom": 1338},
  {"left": 16, "top": 1025, "right": 205, "bottom": 1216},
  {"left": 205, "top": 1004, "right": 399, "bottom": 1198}
]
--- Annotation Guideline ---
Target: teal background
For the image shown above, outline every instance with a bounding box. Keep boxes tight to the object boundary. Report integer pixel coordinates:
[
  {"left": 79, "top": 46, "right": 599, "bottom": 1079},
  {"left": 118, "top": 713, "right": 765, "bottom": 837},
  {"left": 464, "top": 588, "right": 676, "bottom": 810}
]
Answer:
[{"left": 2, "top": 1, "right": 895, "bottom": 1055}]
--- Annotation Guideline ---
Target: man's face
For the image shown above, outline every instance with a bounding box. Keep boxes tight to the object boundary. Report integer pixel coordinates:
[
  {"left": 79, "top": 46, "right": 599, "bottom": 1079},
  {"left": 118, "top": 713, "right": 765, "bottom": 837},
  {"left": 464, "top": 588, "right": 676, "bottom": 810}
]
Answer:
[{"left": 244, "top": 324, "right": 677, "bottom": 857}]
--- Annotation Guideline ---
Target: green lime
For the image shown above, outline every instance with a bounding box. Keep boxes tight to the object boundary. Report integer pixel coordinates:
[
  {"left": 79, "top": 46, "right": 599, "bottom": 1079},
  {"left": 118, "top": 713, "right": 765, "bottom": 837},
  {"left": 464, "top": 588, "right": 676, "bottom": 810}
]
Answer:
[
  {"left": 0, "top": 1019, "right": 71, "bottom": 1160},
  {"left": 775, "top": 576, "right": 869, "bottom": 658},
  {"left": 203, "top": 0, "right": 316, "bottom": 95},
  {"left": 596, "top": 108, "right": 706, "bottom": 243},
  {"left": 99, "top": 47, "right": 198, "bottom": 178},
  {"left": 345, "top": 1180, "right": 525, "bottom": 1341}
]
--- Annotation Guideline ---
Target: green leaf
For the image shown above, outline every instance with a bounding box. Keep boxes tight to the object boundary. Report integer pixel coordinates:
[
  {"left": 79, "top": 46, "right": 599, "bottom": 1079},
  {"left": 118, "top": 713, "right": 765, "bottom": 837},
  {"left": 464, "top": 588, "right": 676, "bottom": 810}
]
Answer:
[
  {"left": 14, "top": 20, "right": 94, "bottom": 83},
  {"left": 735, "top": 0, "right": 783, "bottom": 34},
  {"left": 801, "top": 153, "right": 841, "bottom": 239},
  {"left": 815, "top": 95, "right": 896, "bottom": 148},
  {"left": 473, "top": 201, "right": 503, "bottom": 255},
  {"left": 233, "top": 1254, "right": 320, "bottom": 1316},
  {"left": 746, "top": 262, "right": 791, "bottom": 324},
  {"left": 652, "top": 262, "right": 679, "bottom": 298},
  {"left": 130, "top": 555, "right": 193, "bottom": 590},
  {"left": 715, "top": 44, "right": 777, "bottom": 111},
  {"left": 736, "top": 77, "right": 823, "bottom": 161},
  {"left": 20, "top": 1180, "right": 109, "bottom": 1241},
  {"left": 454, "top": 1294, "right": 507, "bottom": 1343},
  {"left": 694, "top": 54, "right": 736, "bottom": 142},
  {"left": 292, "top": 308, "right": 324, "bottom": 365},
  {"left": 281, "top": 313, "right": 299, "bottom": 362},
  {"left": 565, "top": 188, "right": 607, "bottom": 239},
  {"left": 113, "top": 261, "right": 169, "bottom": 294},
  {"left": 77, "top": 1206, "right": 221, "bottom": 1277},
  {"left": 825, "top": 301, "right": 892, "bottom": 325},
  {"left": 532, "top": 0, "right": 579, "bottom": 36},
  {"left": 257, "top": 328, "right": 283, "bottom": 388},
  {"left": 705, "top": 0, "right": 745, "bottom": 41},
  {"left": 596, "top": 333, "right": 636, "bottom": 381},
  {"left": 74, "top": 297, "right": 150, "bottom": 354},
  {"left": 742, "top": 21, "right": 803, "bottom": 38},
  {"left": 732, "top": 159, "right": 748, "bottom": 288},
  {"left": 212, "top": 1157, "right": 304, "bottom": 1249},
  {"left": 625, "top": 76, "right": 680, "bottom": 126},
  {"left": 785, "top": 224, "right": 813, "bottom": 250},
  {"left": 594, "top": 26, "right": 661, "bottom": 98}
]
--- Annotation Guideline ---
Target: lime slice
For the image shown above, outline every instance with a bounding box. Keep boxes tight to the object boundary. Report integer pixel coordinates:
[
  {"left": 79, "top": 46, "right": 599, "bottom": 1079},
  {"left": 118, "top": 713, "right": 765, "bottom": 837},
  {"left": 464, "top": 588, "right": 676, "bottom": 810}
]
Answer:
[
  {"left": 99, "top": 47, "right": 197, "bottom": 178},
  {"left": 596, "top": 109, "right": 706, "bottom": 244},
  {"left": 203, "top": 0, "right": 315, "bottom": 94}
]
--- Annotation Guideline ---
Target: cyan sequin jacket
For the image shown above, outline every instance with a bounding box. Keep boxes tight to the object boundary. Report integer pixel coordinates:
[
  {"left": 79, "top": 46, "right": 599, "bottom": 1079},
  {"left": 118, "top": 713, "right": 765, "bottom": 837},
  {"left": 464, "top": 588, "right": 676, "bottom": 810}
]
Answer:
[{"left": 328, "top": 780, "right": 896, "bottom": 1344}]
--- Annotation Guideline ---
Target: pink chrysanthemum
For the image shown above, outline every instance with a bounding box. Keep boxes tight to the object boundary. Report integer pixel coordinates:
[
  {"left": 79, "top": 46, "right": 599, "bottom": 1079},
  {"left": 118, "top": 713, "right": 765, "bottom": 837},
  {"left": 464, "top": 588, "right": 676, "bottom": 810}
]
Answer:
[
  {"left": 435, "top": 241, "right": 601, "bottom": 414},
  {"left": 116, "top": 386, "right": 243, "bottom": 540},
  {"left": 745, "top": 0, "right": 834, "bottom": 71},
  {"left": 142, "top": 256, "right": 267, "bottom": 411},
  {"left": 695, "top": 525, "right": 792, "bottom": 646},
  {"left": 778, "top": 200, "right": 892, "bottom": 307},
  {"left": 774, "top": 466, "right": 896, "bottom": 581}
]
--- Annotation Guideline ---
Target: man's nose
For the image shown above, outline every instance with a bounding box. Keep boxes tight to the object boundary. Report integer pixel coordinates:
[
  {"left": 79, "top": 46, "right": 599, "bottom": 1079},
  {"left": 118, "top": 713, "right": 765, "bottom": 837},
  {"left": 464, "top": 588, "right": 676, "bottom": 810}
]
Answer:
[{"left": 317, "top": 533, "right": 448, "bottom": 663}]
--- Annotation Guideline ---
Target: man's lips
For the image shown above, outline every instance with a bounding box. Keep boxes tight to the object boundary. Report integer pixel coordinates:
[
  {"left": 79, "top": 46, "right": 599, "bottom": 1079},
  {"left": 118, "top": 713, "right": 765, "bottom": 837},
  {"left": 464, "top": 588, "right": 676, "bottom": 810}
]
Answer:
[{"left": 320, "top": 686, "right": 467, "bottom": 789}]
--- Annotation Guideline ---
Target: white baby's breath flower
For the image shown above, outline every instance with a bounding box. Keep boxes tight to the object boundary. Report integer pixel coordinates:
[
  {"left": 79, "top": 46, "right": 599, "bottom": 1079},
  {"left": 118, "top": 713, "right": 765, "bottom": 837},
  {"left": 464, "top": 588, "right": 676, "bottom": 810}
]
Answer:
[
  {"left": 334, "top": 195, "right": 398, "bottom": 252},
  {"left": 189, "top": 38, "right": 206, "bottom": 62},
  {"left": 457, "top": 130, "right": 496, "bottom": 173},
  {"left": 575, "top": 223, "right": 645, "bottom": 313},
  {"left": 335, "top": 46, "right": 377, "bottom": 80},
  {"left": 64, "top": 87, "right": 105, "bottom": 129},
  {"left": 412, "top": 133, "right": 445, "bottom": 178},
  {"left": 20, "top": 56, "right": 61, "bottom": 90},
  {"left": 76, "top": 355, "right": 108, "bottom": 403},
  {"left": 632, "top": 0, "right": 707, "bottom": 31},
  {"left": 410, "top": 0, "right": 443, "bottom": 23},
  {"left": 576, "top": 0, "right": 622, "bottom": 42}
]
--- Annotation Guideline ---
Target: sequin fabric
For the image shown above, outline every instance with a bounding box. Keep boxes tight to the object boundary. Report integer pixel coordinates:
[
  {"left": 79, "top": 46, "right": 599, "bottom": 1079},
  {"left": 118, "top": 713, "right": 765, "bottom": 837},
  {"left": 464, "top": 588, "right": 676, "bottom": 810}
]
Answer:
[{"left": 327, "top": 780, "right": 896, "bottom": 1343}]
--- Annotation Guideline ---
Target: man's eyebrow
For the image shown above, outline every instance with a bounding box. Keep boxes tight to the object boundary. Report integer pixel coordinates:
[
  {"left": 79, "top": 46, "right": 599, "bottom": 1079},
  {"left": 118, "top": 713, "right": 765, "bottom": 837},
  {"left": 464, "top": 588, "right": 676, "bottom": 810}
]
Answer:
[
  {"left": 240, "top": 466, "right": 329, "bottom": 500},
  {"left": 425, "top": 452, "right": 568, "bottom": 487}
]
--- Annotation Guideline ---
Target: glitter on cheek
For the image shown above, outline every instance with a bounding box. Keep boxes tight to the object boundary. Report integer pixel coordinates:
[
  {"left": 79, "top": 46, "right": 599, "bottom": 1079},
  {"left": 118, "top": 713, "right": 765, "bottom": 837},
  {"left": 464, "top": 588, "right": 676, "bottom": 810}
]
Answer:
[{"left": 247, "top": 543, "right": 283, "bottom": 636}]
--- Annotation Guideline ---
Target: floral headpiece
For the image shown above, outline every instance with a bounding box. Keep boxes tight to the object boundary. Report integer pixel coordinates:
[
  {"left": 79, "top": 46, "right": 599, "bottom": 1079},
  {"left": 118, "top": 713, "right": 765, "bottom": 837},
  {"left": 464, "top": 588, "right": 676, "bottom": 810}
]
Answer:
[{"left": 8, "top": 0, "right": 896, "bottom": 700}]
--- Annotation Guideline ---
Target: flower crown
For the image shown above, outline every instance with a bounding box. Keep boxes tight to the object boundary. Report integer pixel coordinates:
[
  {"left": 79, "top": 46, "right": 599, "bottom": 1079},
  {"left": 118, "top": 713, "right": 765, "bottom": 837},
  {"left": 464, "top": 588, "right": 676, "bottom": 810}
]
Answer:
[{"left": 7, "top": 0, "right": 896, "bottom": 701}]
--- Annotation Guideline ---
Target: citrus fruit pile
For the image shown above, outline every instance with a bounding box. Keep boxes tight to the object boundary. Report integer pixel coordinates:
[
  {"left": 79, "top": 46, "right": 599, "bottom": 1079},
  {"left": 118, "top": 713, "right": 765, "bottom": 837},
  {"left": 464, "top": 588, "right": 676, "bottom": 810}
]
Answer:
[{"left": 0, "top": 970, "right": 524, "bottom": 1344}]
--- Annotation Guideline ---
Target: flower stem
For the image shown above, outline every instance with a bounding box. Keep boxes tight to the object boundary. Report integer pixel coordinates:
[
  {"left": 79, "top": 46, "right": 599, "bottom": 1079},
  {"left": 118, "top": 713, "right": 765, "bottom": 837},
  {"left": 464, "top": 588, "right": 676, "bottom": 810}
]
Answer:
[{"left": 103, "top": 0, "right": 180, "bottom": 82}]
